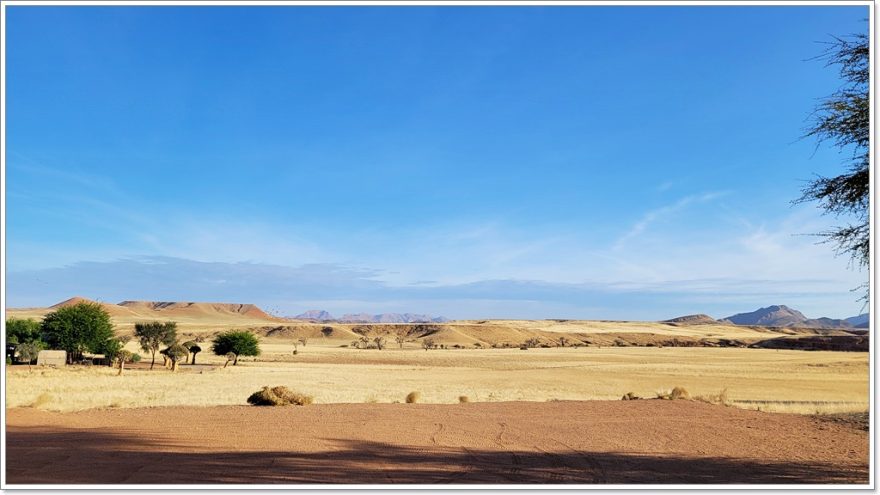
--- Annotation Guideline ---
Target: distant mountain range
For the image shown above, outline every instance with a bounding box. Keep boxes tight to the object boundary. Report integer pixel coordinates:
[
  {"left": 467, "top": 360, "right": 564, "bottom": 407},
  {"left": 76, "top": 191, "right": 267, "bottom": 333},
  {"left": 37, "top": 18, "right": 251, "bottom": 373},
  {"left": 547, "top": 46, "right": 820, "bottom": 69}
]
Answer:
[
  {"left": 291, "top": 310, "right": 449, "bottom": 323},
  {"left": 667, "top": 305, "right": 868, "bottom": 329},
  {"left": 722, "top": 305, "right": 868, "bottom": 329}
]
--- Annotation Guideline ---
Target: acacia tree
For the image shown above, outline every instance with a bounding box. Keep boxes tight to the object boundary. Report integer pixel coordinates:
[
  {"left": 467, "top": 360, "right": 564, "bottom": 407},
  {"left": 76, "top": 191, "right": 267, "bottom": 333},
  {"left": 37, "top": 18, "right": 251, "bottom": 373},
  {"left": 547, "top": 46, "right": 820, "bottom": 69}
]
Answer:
[
  {"left": 395, "top": 335, "right": 406, "bottom": 349},
  {"left": 796, "top": 32, "right": 869, "bottom": 300},
  {"left": 115, "top": 350, "right": 133, "bottom": 376},
  {"left": 183, "top": 341, "right": 201, "bottom": 364},
  {"left": 135, "top": 321, "right": 178, "bottom": 370},
  {"left": 212, "top": 331, "right": 260, "bottom": 365},
  {"left": 41, "top": 302, "right": 116, "bottom": 364},
  {"left": 164, "top": 343, "right": 189, "bottom": 371},
  {"left": 16, "top": 341, "right": 44, "bottom": 371}
]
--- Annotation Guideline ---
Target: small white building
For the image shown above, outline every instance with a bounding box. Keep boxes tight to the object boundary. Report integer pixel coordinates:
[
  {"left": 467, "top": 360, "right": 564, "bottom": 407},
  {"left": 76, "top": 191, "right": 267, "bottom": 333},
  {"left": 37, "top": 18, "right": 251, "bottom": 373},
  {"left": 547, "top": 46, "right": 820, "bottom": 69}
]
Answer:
[{"left": 36, "top": 350, "right": 67, "bottom": 366}]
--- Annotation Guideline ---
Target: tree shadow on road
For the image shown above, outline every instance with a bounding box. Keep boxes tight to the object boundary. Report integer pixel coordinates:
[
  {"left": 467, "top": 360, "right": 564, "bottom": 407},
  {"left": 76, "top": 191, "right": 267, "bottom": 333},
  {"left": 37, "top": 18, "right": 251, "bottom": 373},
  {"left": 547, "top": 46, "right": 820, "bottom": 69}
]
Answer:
[{"left": 6, "top": 426, "right": 868, "bottom": 484}]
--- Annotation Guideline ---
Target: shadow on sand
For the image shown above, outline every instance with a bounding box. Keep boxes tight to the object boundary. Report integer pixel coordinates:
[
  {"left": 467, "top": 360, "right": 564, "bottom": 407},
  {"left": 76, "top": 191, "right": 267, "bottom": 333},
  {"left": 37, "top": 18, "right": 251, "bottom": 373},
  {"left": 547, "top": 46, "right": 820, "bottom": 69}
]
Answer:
[{"left": 6, "top": 426, "right": 867, "bottom": 484}]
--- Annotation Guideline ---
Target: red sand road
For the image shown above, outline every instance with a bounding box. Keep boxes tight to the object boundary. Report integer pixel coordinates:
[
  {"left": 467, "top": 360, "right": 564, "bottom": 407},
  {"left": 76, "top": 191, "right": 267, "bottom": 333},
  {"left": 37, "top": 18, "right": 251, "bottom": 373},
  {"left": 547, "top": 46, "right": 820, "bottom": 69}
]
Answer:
[{"left": 5, "top": 401, "right": 868, "bottom": 484}]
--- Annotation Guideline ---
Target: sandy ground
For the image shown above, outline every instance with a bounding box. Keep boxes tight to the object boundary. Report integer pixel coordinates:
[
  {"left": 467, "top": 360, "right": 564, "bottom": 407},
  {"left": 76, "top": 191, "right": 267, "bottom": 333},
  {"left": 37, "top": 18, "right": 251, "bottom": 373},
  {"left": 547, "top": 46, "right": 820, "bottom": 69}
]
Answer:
[{"left": 6, "top": 400, "right": 868, "bottom": 485}]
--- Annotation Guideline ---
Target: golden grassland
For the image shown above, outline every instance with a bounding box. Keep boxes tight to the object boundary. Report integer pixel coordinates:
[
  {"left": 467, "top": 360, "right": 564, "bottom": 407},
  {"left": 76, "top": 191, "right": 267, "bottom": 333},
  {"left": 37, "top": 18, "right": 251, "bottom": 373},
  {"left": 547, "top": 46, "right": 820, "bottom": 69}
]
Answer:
[{"left": 6, "top": 342, "right": 868, "bottom": 415}]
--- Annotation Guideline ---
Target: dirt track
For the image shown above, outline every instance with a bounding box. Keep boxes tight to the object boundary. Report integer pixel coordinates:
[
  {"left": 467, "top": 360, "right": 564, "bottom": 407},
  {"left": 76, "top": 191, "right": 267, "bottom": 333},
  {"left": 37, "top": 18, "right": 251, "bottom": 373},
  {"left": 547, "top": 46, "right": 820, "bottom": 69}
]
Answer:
[{"left": 6, "top": 400, "right": 868, "bottom": 484}]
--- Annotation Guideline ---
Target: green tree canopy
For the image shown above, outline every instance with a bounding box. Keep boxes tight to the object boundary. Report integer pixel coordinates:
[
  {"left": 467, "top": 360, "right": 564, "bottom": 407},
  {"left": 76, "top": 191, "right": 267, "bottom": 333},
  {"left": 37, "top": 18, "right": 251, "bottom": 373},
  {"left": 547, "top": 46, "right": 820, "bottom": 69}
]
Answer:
[
  {"left": 796, "top": 32, "right": 869, "bottom": 299},
  {"left": 40, "top": 302, "right": 116, "bottom": 364},
  {"left": 134, "top": 321, "right": 178, "bottom": 370},
  {"left": 211, "top": 331, "right": 260, "bottom": 365},
  {"left": 6, "top": 318, "right": 42, "bottom": 345}
]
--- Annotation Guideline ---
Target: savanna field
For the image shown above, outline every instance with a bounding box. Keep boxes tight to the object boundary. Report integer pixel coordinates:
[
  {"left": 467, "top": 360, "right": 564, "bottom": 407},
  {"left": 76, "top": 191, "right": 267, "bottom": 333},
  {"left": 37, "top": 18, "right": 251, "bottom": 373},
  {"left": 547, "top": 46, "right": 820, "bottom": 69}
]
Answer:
[{"left": 5, "top": 304, "right": 870, "bottom": 484}]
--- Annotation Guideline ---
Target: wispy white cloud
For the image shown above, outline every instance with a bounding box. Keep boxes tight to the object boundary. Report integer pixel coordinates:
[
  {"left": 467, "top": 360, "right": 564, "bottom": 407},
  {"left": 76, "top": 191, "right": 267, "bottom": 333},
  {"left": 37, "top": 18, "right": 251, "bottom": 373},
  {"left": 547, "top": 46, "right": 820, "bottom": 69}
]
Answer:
[{"left": 614, "top": 191, "right": 727, "bottom": 250}]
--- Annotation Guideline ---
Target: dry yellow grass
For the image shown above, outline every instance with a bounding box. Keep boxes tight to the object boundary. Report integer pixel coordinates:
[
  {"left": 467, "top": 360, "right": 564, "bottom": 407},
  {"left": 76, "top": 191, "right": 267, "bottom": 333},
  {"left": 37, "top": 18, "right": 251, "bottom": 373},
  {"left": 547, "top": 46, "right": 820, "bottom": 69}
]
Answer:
[{"left": 5, "top": 343, "right": 868, "bottom": 414}]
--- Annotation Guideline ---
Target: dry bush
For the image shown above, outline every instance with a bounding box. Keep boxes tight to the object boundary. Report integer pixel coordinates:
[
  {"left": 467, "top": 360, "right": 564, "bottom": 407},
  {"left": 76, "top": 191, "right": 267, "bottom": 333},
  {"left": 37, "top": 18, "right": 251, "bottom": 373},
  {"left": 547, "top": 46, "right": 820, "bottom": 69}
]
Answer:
[
  {"left": 405, "top": 391, "right": 420, "bottom": 403},
  {"left": 31, "top": 392, "right": 53, "bottom": 409},
  {"left": 671, "top": 386, "right": 690, "bottom": 400},
  {"left": 656, "top": 386, "right": 690, "bottom": 400},
  {"left": 695, "top": 388, "right": 730, "bottom": 406},
  {"left": 247, "top": 386, "right": 313, "bottom": 406},
  {"left": 458, "top": 395, "right": 470, "bottom": 403},
  {"left": 621, "top": 392, "right": 640, "bottom": 401}
]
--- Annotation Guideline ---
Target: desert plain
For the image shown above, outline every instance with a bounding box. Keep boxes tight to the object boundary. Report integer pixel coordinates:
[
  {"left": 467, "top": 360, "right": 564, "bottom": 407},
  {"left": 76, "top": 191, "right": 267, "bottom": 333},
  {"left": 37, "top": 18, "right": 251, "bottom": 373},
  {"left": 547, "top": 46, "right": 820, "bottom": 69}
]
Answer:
[{"left": 4, "top": 299, "right": 871, "bottom": 485}]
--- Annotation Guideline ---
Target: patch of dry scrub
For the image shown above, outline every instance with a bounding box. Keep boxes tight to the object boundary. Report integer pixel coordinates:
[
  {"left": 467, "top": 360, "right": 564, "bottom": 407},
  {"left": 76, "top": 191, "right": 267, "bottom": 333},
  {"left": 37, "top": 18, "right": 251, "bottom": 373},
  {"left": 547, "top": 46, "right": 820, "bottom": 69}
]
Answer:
[
  {"left": 694, "top": 388, "right": 731, "bottom": 406},
  {"left": 656, "top": 386, "right": 690, "bottom": 400},
  {"left": 247, "top": 386, "right": 313, "bottom": 406}
]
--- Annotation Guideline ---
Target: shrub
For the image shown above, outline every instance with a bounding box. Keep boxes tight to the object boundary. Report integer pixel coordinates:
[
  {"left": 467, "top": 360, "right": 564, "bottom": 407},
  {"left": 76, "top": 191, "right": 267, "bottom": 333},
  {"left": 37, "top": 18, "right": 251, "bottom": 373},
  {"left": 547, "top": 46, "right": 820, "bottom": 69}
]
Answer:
[
  {"left": 131, "top": 353, "right": 142, "bottom": 362},
  {"left": 247, "top": 386, "right": 313, "bottom": 406},
  {"left": 16, "top": 341, "right": 44, "bottom": 370},
  {"left": 458, "top": 395, "right": 470, "bottom": 403},
  {"left": 405, "top": 391, "right": 421, "bottom": 403},
  {"left": 671, "top": 386, "right": 690, "bottom": 400},
  {"left": 621, "top": 392, "right": 640, "bottom": 401},
  {"left": 695, "top": 388, "right": 730, "bottom": 406},
  {"left": 657, "top": 386, "right": 690, "bottom": 400}
]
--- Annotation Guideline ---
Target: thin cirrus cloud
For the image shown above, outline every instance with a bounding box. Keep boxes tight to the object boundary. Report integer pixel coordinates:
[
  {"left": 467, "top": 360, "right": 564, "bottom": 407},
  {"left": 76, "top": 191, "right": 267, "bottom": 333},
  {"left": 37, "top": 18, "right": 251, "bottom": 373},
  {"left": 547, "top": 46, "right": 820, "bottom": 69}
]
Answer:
[{"left": 613, "top": 191, "right": 728, "bottom": 250}]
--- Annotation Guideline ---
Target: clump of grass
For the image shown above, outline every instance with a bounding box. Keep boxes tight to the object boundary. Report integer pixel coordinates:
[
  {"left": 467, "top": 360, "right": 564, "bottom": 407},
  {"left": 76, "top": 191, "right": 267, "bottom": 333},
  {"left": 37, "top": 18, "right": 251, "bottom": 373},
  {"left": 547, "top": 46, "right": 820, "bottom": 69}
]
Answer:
[
  {"left": 31, "top": 392, "right": 53, "bottom": 409},
  {"left": 458, "top": 395, "right": 470, "bottom": 403},
  {"left": 656, "top": 386, "right": 690, "bottom": 400},
  {"left": 621, "top": 392, "right": 640, "bottom": 401},
  {"left": 405, "top": 391, "right": 421, "bottom": 403},
  {"left": 694, "top": 388, "right": 730, "bottom": 406},
  {"left": 247, "top": 386, "right": 313, "bottom": 406},
  {"left": 671, "top": 386, "right": 690, "bottom": 400}
]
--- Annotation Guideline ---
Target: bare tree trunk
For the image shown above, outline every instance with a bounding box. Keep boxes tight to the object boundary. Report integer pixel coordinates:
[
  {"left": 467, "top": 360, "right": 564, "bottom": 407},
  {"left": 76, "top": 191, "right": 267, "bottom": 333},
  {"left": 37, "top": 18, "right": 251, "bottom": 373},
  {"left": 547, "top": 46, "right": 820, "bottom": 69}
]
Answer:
[
  {"left": 150, "top": 351, "right": 156, "bottom": 370},
  {"left": 233, "top": 354, "right": 239, "bottom": 366},
  {"left": 192, "top": 352, "right": 197, "bottom": 365},
  {"left": 117, "top": 360, "right": 124, "bottom": 376}
]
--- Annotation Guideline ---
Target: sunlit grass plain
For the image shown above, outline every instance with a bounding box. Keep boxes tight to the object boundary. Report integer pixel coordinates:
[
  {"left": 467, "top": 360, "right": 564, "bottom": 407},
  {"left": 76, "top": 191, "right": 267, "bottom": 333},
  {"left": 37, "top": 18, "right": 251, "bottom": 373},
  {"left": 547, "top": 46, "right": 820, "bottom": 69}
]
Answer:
[{"left": 6, "top": 342, "right": 868, "bottom": 415}]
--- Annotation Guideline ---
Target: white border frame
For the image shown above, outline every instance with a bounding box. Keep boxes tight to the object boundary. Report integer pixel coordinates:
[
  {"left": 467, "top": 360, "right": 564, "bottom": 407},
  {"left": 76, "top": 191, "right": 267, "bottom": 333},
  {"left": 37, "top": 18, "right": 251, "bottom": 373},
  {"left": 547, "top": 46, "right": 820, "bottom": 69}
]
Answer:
[{"left": 0, "top": 0, "right": 874, "bottom": 491}]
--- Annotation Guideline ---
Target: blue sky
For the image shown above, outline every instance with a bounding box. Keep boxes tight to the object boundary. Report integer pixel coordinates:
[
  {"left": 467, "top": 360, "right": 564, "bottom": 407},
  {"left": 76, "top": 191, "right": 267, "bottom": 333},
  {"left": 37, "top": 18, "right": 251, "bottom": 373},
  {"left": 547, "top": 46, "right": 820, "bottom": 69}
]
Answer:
[{"left": 5, "top": 5, "right": 870, "bottom": 320}]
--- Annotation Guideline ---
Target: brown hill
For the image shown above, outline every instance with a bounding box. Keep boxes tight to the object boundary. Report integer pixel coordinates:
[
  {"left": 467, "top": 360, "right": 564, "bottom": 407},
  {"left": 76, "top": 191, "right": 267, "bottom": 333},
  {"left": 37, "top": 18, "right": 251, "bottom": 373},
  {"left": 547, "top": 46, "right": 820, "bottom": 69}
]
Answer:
[
  {"left": 117, "top": 301, "right": 276, "bottom": 320},
  {"left": 49, "top": 296, "right": 136, "bottom": 317},
  {"left": 663, "top": 314, "right": 717, "bottom": 325}
]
